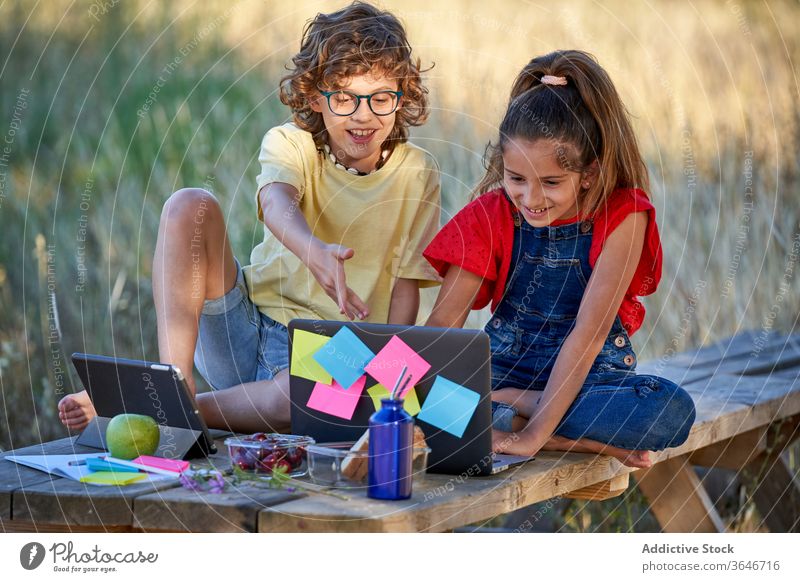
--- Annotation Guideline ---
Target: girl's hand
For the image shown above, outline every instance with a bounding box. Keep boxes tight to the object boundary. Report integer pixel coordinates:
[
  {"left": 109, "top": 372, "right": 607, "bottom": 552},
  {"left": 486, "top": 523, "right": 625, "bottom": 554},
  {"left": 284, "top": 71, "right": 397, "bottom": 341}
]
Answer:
[
  {"left": 492, "top": 430, "right": 514, "bottom": 454},
  {"left": 306, "top": 241, "right": 370, "bottom": 320},
  {"left": 58, "top": 392, "right": 96, "bottom": 431}
]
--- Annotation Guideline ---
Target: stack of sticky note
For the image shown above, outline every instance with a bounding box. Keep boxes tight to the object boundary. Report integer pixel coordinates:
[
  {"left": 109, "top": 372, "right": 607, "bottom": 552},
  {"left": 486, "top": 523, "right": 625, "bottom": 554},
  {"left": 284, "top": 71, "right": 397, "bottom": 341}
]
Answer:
[
  {"left": 79, "top": 455, "right": 187, "bottom": 486},
  {"left": 291, "top": 327, "right": 375, "bottom": 420},
  {"left": 290, "top": 327, "right": 481, "bottom": 437}
]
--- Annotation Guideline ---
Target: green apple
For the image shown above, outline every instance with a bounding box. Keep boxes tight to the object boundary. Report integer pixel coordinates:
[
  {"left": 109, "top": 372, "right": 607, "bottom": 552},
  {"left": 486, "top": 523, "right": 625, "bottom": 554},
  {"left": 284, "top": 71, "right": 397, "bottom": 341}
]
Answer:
[{"left": 105, "top": 414, "right": 160, "bottom": 460}]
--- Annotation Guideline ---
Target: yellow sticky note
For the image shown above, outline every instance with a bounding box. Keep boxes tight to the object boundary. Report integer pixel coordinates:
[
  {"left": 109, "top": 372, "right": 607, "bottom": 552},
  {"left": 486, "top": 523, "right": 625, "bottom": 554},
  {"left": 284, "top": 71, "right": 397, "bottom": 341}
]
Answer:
[
  {"left": 403, "top": 387, "right": 421, "bottom": 416},
  {"left": 291, "top": 329, "right": 332, "bottom": 384},
  {"left": 80, "top": 471, "right": 147, "bottom": 486},
  {"left": 367, "top": 384, "right": 421, "bottom": 416}
]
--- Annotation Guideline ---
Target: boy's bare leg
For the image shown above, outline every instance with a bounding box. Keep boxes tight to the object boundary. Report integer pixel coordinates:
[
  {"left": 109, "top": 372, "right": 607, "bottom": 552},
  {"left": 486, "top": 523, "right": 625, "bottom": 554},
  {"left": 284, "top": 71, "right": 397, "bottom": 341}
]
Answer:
[
  {"left": 493, "top": 387, "right": 652, "bottom": 468},
  {"left": 196, "top": 369, "right": 291, "bottom": 433},
  {"left": 62, "top": 188, "right": 291, "bottom": 433},
  {"left": 153, "top": 188, "right": 237, "bottom": 392},
  {"left": 60, "top": 188, "right": 240, "bottom": 431}
]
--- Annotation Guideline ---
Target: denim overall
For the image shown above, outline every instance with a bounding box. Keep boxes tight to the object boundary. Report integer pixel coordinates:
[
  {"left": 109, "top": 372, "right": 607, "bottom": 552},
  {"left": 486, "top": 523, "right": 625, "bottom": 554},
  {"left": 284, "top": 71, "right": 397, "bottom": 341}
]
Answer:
[{"left": 487, "top": 214, "right": 695, "bottom": 451}]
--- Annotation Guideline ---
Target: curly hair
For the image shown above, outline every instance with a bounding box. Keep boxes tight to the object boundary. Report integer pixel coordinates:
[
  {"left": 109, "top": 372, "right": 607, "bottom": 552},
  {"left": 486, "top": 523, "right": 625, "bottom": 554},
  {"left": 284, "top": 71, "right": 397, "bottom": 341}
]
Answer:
[{"left": 279, "top": 1, "right": 430, "bottom": 153}]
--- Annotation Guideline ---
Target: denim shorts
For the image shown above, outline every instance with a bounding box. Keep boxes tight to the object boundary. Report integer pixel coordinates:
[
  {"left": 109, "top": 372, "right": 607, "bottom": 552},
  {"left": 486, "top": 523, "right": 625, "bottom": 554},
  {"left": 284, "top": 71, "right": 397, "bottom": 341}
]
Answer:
[
  {"left": 491, "top": 401, "right": 519, "bottom": 432},
  {"left": 193, "top": 258, "right": 290, "bottom": 390}
]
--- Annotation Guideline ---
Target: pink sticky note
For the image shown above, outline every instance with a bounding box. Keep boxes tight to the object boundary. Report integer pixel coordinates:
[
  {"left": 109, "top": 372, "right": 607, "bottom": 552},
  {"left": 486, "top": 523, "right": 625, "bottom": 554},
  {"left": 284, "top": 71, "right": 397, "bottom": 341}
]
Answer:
[
  {"left": 364, "top": 336, "right": 431, "bottom": 398},
  {"left": 132, "top": 456, "right": 190, "bottom": 473},
  {"left": 306, "top": 375, "right": 367, "bottom": 420}
]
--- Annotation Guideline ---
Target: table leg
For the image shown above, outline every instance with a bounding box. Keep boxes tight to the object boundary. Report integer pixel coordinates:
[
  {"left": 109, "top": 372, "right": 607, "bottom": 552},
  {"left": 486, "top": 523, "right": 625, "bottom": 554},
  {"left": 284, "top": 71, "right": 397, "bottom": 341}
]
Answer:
[{"left": 633, "top": 454, "right": 725, "bottom": 533}]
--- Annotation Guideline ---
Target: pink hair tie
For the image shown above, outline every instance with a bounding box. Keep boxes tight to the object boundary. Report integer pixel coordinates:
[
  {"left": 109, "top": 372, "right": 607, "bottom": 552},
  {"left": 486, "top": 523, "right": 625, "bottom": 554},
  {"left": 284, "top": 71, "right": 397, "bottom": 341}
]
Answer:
[{"left": 541, "top": 75, "right": 567, "bottom": 86}]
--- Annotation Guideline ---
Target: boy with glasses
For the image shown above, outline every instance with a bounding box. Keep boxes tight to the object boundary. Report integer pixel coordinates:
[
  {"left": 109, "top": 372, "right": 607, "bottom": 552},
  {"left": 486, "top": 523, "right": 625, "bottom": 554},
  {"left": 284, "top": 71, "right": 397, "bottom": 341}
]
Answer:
[{"left": 58, "top": 1, "right": 441, "bottom": 433}]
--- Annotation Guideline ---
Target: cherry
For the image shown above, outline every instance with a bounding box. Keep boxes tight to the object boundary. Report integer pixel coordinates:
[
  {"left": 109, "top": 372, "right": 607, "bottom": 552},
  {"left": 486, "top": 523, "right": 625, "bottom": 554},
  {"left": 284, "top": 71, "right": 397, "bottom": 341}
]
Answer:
[
  {"left": 273, "top": 459, "right": 291, "bottom": 474},
  {"left": 286, "top": 448, "right": 303, "bottom": 468},
  {"left": 256, "top": 453, "right": 279, "bottom": 474},
  {"left": 234, "top": 452, "right": 255, "bottom": 471}
]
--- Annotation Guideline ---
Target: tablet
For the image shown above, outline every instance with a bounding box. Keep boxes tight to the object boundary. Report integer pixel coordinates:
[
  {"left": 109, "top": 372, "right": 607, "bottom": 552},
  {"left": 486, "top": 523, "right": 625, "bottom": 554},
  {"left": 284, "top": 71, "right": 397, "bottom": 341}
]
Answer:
[{"left": 71, "top": 353, "right": 217, "bottom": 460}]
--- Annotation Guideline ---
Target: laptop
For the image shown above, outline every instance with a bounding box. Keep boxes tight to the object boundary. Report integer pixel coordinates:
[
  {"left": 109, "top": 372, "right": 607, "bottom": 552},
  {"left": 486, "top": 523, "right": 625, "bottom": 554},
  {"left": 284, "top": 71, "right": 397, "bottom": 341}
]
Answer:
[
  {"left": 288, "top": 320, "right": 532, "bottom": 476},
  {"left": 71, "top": 353, "right": 223, "bottom": 460}
]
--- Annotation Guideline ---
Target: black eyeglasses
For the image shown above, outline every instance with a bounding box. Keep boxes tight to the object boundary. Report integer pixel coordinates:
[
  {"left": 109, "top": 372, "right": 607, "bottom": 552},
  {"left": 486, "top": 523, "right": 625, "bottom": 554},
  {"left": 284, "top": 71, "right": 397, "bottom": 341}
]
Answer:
[{"left": 319, "top": 90, "right": 403, "bottom": 116}]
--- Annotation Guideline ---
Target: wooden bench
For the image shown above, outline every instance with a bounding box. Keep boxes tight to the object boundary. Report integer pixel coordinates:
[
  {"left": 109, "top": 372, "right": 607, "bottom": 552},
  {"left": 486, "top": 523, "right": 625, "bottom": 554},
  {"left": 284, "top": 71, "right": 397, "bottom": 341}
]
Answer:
[{"left": 1, "top": 330, "right": 798, "bottom": 533}]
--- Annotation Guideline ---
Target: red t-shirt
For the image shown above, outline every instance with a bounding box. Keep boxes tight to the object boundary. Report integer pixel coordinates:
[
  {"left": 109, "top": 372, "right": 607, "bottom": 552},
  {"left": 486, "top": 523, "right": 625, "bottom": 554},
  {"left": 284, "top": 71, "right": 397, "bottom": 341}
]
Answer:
[{"left": 423, "top": 188, "right": 662, "bottom": 335}]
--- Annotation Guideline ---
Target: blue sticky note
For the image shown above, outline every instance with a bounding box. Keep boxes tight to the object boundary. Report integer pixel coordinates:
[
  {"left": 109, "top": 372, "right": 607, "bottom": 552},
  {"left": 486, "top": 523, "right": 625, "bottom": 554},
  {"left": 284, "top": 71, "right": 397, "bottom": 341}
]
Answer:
[
  {"left": 312, "top": 327, "right": 375, "bottom": 390},
  {"left": 417, "top": 376, "right": 480, "bottom": 438},
  {"left": 86, "top": 458, "right": 140, "bottom": 473}
]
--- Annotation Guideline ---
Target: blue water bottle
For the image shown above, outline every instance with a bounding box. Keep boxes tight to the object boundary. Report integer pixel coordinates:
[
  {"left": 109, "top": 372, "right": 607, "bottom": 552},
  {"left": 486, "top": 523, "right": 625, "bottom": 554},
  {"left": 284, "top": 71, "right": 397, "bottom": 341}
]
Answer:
[{"left": 368, "top": 397, "right": 413, "bottom": 500}]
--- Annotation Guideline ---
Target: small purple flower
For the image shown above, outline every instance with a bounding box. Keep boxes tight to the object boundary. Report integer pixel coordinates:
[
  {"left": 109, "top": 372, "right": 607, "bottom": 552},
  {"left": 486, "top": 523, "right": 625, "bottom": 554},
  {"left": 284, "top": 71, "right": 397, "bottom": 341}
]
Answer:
[
  {"left": 179, "top": 473, "right": 200, "bottom": 492},
  {"left": 208, "top": 472, "right": 226, "bottom": 494}
]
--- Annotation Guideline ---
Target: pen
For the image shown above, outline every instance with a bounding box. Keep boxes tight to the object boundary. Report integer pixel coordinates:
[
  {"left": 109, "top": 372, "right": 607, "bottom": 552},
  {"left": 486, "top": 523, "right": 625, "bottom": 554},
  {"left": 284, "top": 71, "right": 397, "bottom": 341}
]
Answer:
[{"left": 67, "top": 460, "right": 88, "bottom": 466}]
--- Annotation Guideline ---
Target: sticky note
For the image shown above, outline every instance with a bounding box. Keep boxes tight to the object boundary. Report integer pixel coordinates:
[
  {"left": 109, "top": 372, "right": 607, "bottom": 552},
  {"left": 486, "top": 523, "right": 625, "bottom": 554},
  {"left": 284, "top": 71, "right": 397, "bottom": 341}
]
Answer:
[
  {"left": 306, "top": 375, "right": 367, "bottom": 420},
  {"left": 417, "top": 376, "right": 480, "bottom": 438},
  {"left": 80, "top": 471, "right": 147, "bottom": 486},
  {"left": 364, "top": 335, "right": 431, "bottom": 399},
  {"left": 366, "top": 384, "right": 421, "bottom": 416},
  {"left": 132, "top": 456, "right": 190, "bottom": 473},
  {"left": 290, "top": 329, "right": 332, "bottom": 384},
  {"left": 313, "top": 327, "right": 375, "bottom": 389},
  {"left": 85, "top": 458, "right": 140, "bottom": 473}
]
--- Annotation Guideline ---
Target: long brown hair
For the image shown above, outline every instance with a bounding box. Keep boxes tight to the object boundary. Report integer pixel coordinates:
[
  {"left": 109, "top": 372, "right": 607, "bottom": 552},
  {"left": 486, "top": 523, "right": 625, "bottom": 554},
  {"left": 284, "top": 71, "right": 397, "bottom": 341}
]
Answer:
[
  {"left": 474, "top": 50, "right": 649, "bottom": 215},
  {"left": 279, "top": 2, "right": 430, "bottom": 154}
]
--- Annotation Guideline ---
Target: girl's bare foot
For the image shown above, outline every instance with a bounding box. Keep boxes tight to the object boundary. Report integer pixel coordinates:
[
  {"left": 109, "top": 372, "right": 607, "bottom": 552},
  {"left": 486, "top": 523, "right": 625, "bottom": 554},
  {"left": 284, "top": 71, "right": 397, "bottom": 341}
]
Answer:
[
  {"left": 614, "top": 449, "right": 653, "bottom": 468},
  {"left": 57, "top": 390, "right": 96, "bottom": 431},
  {"left": 541, "top": 434, "right": 654, "bottom": 468}
]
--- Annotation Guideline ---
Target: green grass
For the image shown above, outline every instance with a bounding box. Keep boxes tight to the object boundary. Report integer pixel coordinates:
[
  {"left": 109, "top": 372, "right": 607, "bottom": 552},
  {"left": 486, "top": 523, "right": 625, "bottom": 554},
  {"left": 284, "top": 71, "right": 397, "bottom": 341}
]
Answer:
[{"left": 0, "top": 0, "right": 798, "bottom": 531}]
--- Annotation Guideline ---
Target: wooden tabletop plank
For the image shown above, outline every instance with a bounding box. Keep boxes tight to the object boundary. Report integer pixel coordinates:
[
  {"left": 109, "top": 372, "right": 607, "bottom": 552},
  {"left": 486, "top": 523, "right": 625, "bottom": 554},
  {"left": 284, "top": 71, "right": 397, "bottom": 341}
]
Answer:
[
  {"left": 133, "top": 482, "right": 305, "bottom": 532},
  {"left": 0, "top": 438, "right": 96, "bottom": 523},
  {"left": 648, "top": 331, "right": 794, "bottom": 371},
  {"left": 132, "top": 436, "right": 309, "bottom": 532},
  {"left": 8, "top": 437, "right": 234, "bottom": 529},
  {"left": 259, "top": 451, "right": 623, "bottom": 532},
  {"left": 639, "top": 335, "right": 800, "bottom": 388},
  {"left": 12, "top": 474, "right": 182, "bottom": 528}
]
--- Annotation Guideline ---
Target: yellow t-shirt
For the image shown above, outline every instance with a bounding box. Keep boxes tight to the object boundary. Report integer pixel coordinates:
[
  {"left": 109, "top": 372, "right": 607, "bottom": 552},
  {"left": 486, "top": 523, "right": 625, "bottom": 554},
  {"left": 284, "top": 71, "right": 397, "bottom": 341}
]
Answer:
[{"left": 243, "top": 123, "right": 442, "bottom": 327}]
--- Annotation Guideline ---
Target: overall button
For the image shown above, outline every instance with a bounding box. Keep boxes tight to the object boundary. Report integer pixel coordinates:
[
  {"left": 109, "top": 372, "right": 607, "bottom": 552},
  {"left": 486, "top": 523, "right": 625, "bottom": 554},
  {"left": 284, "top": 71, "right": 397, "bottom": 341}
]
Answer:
[
  {"left": 623, "top": 354, "right": 636, "bottom": 367},
  {"left": 580, "top": 221, "right": 593, "bottom": 233},
  {"left": 492, "top": 319, "right": 502, "bottom": 329},
  {"left": 614, "top": 335, "right": 626, "bottom": 348}
]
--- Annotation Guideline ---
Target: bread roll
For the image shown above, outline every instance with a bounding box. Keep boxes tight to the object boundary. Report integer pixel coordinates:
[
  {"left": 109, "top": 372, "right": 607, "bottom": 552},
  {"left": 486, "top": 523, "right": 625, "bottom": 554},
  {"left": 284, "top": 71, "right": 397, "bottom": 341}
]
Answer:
[{"left": 340, "top": 426, "right": 428, "bottom": 481}]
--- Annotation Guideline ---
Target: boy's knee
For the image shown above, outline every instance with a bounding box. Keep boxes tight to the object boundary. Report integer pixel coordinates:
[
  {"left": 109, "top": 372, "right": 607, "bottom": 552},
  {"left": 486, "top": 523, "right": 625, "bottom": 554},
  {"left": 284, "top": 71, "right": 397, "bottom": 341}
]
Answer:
[{"left": 162, "top": 188, "right": 222, "bottom": 226}]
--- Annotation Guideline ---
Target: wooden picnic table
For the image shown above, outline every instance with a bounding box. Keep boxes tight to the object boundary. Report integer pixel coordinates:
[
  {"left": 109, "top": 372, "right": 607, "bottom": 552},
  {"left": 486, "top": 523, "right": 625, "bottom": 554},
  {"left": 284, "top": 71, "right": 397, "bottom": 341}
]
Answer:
[{"left": 1, "top": 330, "right": 798, "bottom": 533}]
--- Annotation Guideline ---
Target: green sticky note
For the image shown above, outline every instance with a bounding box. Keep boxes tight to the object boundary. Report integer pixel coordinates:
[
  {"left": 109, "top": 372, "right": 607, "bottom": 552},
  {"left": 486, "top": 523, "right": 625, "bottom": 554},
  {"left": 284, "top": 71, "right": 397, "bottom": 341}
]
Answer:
[
  {"left": 291, "top": 329, "right": 333, "bottom": 384},
  {"left": 80, "top": 471, "right": 147, "bottom": 486},
  {"left": 366, "top": 384, "right": 421, "bottom": 416}
]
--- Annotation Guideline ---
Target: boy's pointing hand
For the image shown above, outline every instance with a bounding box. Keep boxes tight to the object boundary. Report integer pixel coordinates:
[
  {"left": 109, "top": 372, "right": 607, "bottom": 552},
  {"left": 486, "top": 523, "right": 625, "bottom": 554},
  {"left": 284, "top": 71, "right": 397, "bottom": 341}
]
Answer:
[{"left": 308, "top": 242, "right": 370, "bottom": 321}]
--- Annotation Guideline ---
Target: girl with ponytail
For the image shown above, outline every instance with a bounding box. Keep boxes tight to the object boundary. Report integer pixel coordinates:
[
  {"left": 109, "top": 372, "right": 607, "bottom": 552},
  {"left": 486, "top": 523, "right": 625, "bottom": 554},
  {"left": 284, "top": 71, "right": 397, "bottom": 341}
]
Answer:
[{"left": 424, "top": 50, "right": 695, "bottom": 465}]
